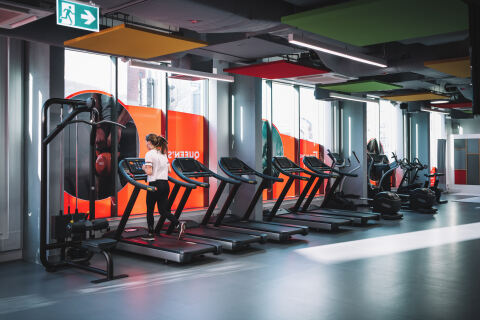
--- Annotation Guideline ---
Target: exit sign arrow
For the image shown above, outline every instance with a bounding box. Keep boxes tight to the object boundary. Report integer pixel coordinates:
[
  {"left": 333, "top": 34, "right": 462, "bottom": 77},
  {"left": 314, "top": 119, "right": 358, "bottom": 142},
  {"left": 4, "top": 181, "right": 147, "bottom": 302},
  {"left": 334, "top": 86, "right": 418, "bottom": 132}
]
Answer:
[
  {"left": 81, "top": 9, "right": 95, "bottom": 25},
  {"left": 57, "top": 0, "right": 99, "bottom": 32}
]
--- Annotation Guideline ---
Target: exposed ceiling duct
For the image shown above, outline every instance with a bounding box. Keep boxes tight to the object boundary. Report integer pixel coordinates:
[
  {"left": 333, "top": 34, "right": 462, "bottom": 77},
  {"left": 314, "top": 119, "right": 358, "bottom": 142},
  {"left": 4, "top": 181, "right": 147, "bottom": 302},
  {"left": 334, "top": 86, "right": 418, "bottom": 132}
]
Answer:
[
  {"left": 95, "top": 0, "right": 295, "bottom": 33},
  {"left": 0, "top": 0, "right": 51, "bottom": 29}
]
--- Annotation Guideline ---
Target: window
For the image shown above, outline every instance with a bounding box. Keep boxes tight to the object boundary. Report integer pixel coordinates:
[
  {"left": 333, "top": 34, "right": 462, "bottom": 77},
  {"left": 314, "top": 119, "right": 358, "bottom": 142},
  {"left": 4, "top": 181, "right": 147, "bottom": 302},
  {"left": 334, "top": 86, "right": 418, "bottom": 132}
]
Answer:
[
  {"left": 167, "top": 77, "right": 208, "bottom": 209},
  {"left": 366, "top": 101, "right": 380, "bottom": 144},
  {"left": 262, "top": 82, "right": 332, "bottom": 202},
  {"left": 379, "top": 100, "right": 400, "bottom": 157},
  {"left": 430, "top": 112, "right": 446, "bottom": 168},
  {"left": 64, "top": 51, "right": 210, "bottom": 218},
  {"left": 64, "top": 50, "right": 118, "bottom": 218},
  {"left": 271, "top": 82, "right": 299, "bottom": 198},
  {"left": 299, "top": 87, "right": 329, "bottom": 195}
]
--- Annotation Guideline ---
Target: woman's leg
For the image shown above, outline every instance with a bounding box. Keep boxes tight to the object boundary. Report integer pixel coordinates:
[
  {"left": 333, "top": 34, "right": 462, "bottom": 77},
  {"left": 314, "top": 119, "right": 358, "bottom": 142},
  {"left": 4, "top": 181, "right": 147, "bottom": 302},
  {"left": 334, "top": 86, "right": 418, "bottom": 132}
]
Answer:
[
  {"left": 145, "top": 181, "right": 157, "bottom": 233},
  {"left": 156, "top": 180, "right": 179, "bottom": 227}
]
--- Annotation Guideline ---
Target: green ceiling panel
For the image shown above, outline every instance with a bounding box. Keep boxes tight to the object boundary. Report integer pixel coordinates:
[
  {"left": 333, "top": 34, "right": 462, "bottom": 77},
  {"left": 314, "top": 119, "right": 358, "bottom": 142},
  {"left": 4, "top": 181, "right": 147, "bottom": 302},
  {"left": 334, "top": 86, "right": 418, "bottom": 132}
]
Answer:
[
  {"left": 318, "top": 80, "right": 402, "bottom": 93},
  {"left": 282, "top": 0, "right": 468, "bottom": 46}
]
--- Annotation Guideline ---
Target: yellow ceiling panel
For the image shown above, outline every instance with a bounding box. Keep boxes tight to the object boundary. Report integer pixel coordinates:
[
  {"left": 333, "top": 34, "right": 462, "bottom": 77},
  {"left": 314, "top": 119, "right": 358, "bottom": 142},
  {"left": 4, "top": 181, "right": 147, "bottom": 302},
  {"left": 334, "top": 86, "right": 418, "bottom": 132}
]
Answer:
[
  {"left": 381, "top": 92, "right": 449, "bottom": 102},
  {"left": 424, "top": 57, "right": 471, "bottom": 78},
  {"left": 64, "top": 24, "right": 207, "bottom": 59}
]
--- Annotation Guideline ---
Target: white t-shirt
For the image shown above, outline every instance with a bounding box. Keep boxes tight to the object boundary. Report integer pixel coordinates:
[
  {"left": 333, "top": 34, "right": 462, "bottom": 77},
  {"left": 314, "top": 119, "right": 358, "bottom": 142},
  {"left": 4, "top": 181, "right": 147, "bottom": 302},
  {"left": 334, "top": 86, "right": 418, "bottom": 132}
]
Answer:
[{"left": 144, "top": 149, "right": 169, "bottom": 182}]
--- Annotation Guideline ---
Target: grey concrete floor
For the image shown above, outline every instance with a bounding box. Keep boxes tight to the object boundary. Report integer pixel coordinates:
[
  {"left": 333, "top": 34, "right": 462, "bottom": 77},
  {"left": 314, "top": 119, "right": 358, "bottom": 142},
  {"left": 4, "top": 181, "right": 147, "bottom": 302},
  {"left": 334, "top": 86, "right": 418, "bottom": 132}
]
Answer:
[{"left": 1, "top": 194, "right": 480, "bottom": 320}]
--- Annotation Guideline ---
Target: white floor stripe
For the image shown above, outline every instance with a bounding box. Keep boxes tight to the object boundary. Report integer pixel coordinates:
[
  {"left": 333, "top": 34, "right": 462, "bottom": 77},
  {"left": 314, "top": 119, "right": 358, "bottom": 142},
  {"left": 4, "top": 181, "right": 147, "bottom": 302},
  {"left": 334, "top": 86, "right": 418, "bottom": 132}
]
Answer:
[
  {"left": 295, "top": 222, "right": 480, "bottom": 264},
  {"left": 77, "top": 262, "right": 261, "bottom": 295},
  {"left": 453, "top": 196, "right": 480, "bottom": 203}
]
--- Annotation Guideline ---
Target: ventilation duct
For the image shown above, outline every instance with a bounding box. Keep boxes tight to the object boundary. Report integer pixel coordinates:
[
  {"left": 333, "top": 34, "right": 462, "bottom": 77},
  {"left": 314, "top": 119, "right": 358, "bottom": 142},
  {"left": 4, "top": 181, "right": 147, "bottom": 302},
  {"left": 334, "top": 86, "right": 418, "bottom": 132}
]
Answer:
[
  {"left": 457, "top": 85, "right": 473, "bottom": 100},
  {"left": 0, "top": 1, "right": 51, "bottom": 29}
]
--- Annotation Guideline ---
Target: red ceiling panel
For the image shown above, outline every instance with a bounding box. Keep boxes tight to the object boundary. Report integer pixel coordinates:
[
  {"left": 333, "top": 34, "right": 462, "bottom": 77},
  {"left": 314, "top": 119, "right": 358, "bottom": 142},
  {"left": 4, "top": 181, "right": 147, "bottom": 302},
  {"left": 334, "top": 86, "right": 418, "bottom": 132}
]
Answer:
[
  {"left": 430, "top": 102, "right": 472, "bottom": 109},
  {"left": 224, "top": 60, "right": 329, "bottom": 79}
]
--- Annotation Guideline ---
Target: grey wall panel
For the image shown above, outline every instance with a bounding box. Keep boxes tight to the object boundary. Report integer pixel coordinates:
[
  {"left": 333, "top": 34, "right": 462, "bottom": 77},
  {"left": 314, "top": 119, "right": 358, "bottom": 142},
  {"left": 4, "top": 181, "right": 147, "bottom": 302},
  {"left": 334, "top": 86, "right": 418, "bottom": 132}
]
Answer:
[
  {"left": 208, "top": 60, "right": 230, "bottom": 206},
  {"left": 453, "top": 118, "right": 480, "bottom": 134},
  {"left": 23, "top": 42, "right": 51, "bottom": 263},
  {"left": 0, "top": 37, "right": 7, "bottom": 243},
  {"left": 467, "top": 154, "right": 480, "bottom": 185},
  {"left": 340, "top": 100, "right": 367, "bottom": 198},
  {"left": 410, "top": 112, "right": 430, "bottom": 183},
  {"left": 467, "top": 139, "right": 479, "bottom": 153},
  {"left": 230, "top": 73, "right": 262, "bottom": 220},
  {"left": 454, "top": 149, "right": 466, "bottom": 169},
  {"left": 0, "top": 36, "right": 24, "bottom": 256},
  {"left": 454, "top": 139, "right": 466, "bottom": 149}
]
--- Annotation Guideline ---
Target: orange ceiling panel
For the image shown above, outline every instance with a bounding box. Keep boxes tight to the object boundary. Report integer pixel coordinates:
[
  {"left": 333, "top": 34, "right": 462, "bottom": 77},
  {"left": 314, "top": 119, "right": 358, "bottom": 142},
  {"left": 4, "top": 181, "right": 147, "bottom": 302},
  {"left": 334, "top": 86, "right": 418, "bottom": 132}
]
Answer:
[{"left": 64, "top": 24, "right": 207, "bottom": 59}]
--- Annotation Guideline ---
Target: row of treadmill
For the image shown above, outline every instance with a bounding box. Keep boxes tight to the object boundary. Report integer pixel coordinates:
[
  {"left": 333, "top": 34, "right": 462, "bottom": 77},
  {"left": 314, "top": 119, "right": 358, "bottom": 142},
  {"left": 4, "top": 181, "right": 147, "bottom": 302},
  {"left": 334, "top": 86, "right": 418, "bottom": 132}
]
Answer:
[{"left": 112, "top": 153, "right": 382, "bottom": 264}]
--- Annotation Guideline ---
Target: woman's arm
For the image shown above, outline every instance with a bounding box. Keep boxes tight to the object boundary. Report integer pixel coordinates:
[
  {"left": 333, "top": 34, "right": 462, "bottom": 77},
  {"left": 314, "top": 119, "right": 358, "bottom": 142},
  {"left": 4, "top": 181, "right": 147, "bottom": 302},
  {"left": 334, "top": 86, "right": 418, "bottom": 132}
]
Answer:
[{"left": 142, "top": 164, "right": 153, "bottom": 175}]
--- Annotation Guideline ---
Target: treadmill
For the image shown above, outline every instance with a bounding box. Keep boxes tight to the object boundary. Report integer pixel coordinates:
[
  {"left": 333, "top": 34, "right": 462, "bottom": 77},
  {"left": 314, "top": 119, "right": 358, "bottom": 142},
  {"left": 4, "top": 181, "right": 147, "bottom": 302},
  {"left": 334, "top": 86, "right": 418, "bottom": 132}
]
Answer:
[
  {"left": 297, "top": 154, "right": 380, "bottom": 225},
  {"left": 111, "top": 158, "right": 222, "bottom": 264},
  {"left": 213, "top": 157, "right": 308, "bottom": 241},
  {"left": 168, "top": 157, "right": 267, "bottom": 251},
  {"left": 264, "top": 156, "right": 352, "bottom": 231}
]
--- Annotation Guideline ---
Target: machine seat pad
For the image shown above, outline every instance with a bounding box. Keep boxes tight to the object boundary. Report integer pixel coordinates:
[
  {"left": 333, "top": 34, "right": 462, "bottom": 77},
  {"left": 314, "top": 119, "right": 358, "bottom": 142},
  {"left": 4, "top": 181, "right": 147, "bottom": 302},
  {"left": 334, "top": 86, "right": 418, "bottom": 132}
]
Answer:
[{"left": 81, "top": 238, "right": 117, "bottom": 253}]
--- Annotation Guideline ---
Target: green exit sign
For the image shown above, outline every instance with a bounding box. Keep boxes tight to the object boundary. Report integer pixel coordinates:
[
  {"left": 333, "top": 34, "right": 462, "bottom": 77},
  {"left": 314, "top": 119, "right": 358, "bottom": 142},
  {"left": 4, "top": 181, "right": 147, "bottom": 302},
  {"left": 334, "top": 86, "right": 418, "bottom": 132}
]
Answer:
[{"left": 56, "top": 0, "right": 99, "bottom": 32}]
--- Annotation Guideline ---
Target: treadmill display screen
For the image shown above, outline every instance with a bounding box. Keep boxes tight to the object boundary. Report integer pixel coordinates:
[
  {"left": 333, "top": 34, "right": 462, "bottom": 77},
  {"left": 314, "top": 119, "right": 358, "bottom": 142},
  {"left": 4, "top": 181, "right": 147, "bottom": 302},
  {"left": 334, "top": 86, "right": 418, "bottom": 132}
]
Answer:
[
  {"left": 276, "top": 157, "right": 294, "bottom": 169},
  {"left": 178, "top": 158, "right": 202, "bottom": 173},
  {"left": 127, "top": 160, "right": 146, "bottom": 175}
]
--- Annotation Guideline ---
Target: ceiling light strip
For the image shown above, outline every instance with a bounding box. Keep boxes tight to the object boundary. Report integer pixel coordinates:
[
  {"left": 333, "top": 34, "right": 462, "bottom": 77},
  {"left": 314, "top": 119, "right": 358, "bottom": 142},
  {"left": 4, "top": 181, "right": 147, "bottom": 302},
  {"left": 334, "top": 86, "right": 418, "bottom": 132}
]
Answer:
[
  {"left": 329, "top": 92, "right": 377, "bottom": 103},
  {"left": 129, "top": 60, "right": 234, "bottom": 82},
  {"left": 289, "top": 34, "right": 387, "bottom": 68}
]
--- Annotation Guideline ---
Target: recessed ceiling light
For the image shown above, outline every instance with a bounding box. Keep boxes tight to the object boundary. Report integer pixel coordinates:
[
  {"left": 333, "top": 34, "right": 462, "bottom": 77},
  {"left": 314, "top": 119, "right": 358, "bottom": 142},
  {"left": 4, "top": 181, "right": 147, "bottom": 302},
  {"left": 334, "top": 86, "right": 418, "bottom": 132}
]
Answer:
[
  {"left": 329, "top": 92, "right": 377, "bottom": 103},
  {"left": 288, "top": 34, "right": 387, "bottom": 68}
]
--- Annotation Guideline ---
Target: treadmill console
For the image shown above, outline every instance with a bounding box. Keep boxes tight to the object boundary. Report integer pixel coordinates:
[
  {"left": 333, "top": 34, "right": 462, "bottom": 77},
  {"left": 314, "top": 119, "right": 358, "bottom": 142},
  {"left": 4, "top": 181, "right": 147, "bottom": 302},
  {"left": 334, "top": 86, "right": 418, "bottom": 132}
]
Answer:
[
  {"left": 221, "top": 157, "right": 255, "bottom": 174},
  {"left": 274, "top": 157, "right": 301, "bottom": 172},
  {"left": 124, "top": 158, "right": 147, "bottom": 180},
  {"left": 303, "top": 156, "right": 329, "bottom": 170}
]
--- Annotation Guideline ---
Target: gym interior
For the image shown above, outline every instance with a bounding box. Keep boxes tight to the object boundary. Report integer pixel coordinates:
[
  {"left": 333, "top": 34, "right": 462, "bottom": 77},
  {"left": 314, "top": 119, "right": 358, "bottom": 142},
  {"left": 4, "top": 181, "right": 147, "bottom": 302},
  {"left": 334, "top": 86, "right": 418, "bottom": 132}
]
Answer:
[{"left": 1, "top": 1, "right": 480, "bottom": 319}]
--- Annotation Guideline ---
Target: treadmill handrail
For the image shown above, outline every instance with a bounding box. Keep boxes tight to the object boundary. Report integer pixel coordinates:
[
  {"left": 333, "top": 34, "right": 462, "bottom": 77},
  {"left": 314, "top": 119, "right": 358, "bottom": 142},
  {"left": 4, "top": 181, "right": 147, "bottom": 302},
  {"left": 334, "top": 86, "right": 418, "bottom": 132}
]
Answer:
[
  {"left": 303, "top": 160, "right": 340, "bottom": 179},
  {"left": 168, "top": 176, "right": 197, "bottom": 189},
  {"left": 255, "top": 171, "right": 283, "bottom": 182},
  {"left": 118, "top": 160, "right": 157, "bottom": 192}
]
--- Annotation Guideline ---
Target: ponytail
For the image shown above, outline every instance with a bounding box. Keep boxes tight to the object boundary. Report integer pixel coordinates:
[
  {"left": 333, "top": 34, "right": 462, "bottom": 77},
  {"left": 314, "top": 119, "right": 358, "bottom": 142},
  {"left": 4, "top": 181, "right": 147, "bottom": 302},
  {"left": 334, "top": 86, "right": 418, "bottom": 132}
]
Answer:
[{"left": 146, "top": 133, "right": 168, "bottom": 154}]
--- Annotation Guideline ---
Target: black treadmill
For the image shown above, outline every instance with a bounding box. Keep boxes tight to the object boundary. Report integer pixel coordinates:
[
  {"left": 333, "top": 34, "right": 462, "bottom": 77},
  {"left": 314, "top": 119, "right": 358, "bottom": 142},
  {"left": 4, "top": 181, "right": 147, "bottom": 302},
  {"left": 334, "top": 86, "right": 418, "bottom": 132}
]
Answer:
[
  {"left": 297, "top": 155, "right": 380, "bottom": 225},
  {"left": 111, "top": 158, "right": 222, "bottom": 263},
  {"left": 169, "top": 157, "right": 267, "bottom": 251},
  {"left": 264, "top": 157, "right": 352, "bottom": 231},
  {"left": 213, "top": 157, "right": 308, "bottom": 241}
]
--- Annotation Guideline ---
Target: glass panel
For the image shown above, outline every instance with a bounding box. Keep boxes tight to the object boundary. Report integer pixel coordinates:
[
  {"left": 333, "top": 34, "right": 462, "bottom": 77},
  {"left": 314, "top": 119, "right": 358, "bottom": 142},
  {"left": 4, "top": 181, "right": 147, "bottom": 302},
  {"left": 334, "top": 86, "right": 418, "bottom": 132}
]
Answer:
[
  {"left": 429, "top": 112, "right": 446, "bottom": 168},
  {"left": 366, "top": 101, "right": 379, "bottom": 144},
  {"left": 167, "top": 77, "right": 208, "bottom": 209},
  {"left": 271, "top": 82, "right": 298, "bottom": 199},
  {"left": 63, "top": 50, "right": 118, "bottom": 218},
  {"left": 299, "top": 87, "right": 325, "bottom": 195},
  {"left": 116, "top": 60, "right": 166, "bottom": 217},
  {"left": 379, "top": 100, "right": 398, "bottom": 157}
]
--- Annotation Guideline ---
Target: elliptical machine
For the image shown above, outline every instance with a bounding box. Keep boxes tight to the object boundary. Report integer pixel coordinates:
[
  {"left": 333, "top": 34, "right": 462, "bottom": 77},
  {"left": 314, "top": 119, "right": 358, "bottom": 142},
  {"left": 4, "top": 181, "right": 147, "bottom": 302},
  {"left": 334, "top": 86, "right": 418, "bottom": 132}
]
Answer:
[
  {"left": 368, "top": 152, "right": 437, "bottom": 214},
  {"left": 412, "top": 158, "right": 448, "bottom": 204}
]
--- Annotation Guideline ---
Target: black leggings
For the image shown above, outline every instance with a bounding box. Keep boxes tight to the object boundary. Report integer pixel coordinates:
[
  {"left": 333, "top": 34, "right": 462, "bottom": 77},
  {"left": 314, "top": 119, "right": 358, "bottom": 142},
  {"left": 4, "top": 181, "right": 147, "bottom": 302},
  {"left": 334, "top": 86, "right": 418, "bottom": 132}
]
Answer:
[{"left": 146, "top": 180, "right": 179, "bottom": 232}]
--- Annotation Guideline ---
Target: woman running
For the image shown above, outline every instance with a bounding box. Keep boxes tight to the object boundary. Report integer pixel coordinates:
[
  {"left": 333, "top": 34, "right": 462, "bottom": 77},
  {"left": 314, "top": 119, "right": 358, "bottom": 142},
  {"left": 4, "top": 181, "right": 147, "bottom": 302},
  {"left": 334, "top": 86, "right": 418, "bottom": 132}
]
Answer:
[{"left": 141, "top": 134, "right": 185, "bottom": 240}]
